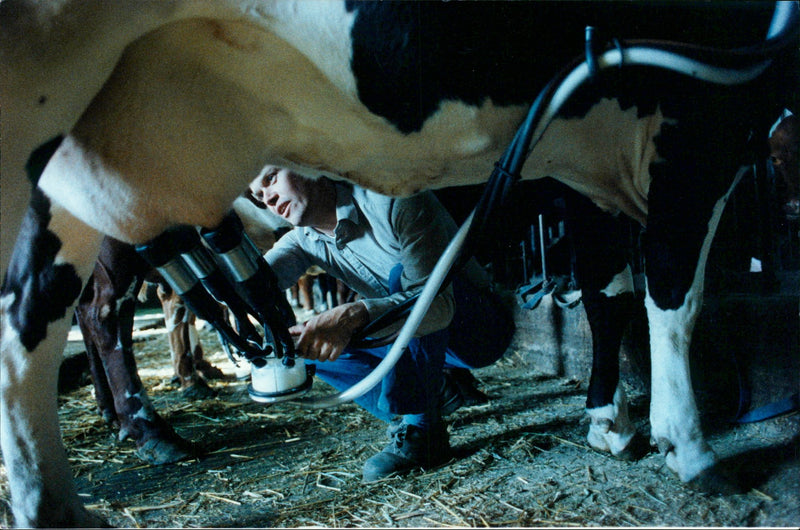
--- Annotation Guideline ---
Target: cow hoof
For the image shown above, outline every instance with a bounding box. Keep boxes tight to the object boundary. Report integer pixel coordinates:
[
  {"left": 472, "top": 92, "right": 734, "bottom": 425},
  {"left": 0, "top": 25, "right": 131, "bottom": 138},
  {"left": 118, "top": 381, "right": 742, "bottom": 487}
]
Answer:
[
  {"left": 196, "top": 361, "right": 228, "bottom": 381},
  {"left": 588, "top": 431, "right": 649, "bottom": 462},
  {"left": 83, "top": 508, "right": 112, "bottom": 528},
  {"left": 135, "top": 437, "right": 193, "bottom": 465},
  {"left": 687, "top": 465, "right": 742, "bottom": 496},
  {"left": 652, "top": 436, "right": 675, "bottom": 456},
  {"left": 613, "top": 432, "right": 651, "bottom": 461},
  {"left": 100, "top": 408, "right": 117, "bottom": 426},
  {"left": 182, "top": 380, "right": 217, "bottom": 400}
]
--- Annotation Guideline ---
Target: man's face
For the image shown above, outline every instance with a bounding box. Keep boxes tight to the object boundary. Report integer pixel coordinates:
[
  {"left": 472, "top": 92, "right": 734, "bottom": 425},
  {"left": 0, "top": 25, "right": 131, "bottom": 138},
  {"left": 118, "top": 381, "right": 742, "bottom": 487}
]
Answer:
[{"left": 248, "top": 166, "right": 314, "bottom": 226}]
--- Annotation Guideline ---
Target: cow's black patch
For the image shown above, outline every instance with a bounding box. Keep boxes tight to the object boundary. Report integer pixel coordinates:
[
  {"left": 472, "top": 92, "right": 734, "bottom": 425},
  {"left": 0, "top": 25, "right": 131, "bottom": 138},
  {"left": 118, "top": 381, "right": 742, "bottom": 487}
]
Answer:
[
  {"left": 562, "top": 188, "right": 637, "bottom": 408},
  {"left": 345, "top": 1, "right": 776, "bottom": 133},
  {"left": 25, "top": 135, "right": 63, "bottom": 185},
  {"left": 642, "top": 73, "right": 774, "bottom": 310},
  {"left": 1, "top": 188, "right": 83, "bottom": 352}
]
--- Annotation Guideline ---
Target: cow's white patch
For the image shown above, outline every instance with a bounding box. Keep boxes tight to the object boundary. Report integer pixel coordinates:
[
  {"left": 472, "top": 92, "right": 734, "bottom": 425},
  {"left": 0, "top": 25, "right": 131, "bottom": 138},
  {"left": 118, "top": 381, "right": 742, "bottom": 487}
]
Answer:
[
  {"left": 37, "top": 21, "right": 667, "bottom": 248},
  {"left": 39, "top": 135, "right": 151, "bottom": 243},
  {"left": 115, "top": 282, "right": 139, "bottom": 315},
  {"left": 600, "top": 264, "right": 634, "bottom": 297},
  {"left": 525, "top": 99, "right": 671, "bottom": 226},
  {"left": 164, "top": 311, "right": 181, "bottom": 333},
  {"left": 119, "top": 390, "right": 158, "bottom": 441},
  {"left": 0, "top": 294, "right": 93, "bottom": 526},
  {"left": 646, "top": 167, "right": 747, "bottom": 481},
  {"left": 586, "top": 384, "right": 636, "bottom": 455},
  {"left": 647, "top": 297, "right": 716, "bottom": 481},
  {"left": 253, "top": 1, "right": 359, "bottom": 101},
  {"left": 125, "top": 390, "right": 158, "bottom": 422},
  {"left": 188, "top": 318, "right": 201, "bottom": 354},
  {"left": 1, "top": 293, "right": 28, "bottom": 385}
]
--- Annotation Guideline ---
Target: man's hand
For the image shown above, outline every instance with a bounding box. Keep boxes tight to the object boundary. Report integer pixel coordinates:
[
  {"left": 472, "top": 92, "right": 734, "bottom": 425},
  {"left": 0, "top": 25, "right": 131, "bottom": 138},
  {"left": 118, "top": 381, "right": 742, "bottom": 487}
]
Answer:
[{"left": 289, "top": 301, "right": 369, "bottom": 362}]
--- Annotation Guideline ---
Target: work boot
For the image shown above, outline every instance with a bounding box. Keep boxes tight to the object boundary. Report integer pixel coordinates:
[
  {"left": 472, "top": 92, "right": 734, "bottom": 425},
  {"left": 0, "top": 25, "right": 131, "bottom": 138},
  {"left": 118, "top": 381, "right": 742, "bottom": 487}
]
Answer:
[
  {"left": 444, "top": 368, "right": 489, "bottom": 407},
  {"left": 362, "top": 421, "right": 451, "bottom": 482}
]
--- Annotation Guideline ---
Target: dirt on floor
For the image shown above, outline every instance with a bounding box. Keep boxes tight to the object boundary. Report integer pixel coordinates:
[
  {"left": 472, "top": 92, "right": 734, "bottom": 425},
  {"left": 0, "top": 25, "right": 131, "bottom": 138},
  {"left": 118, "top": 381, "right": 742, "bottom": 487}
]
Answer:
[{"left": 1, "top": 321, "right": 798, "bottom": 528}]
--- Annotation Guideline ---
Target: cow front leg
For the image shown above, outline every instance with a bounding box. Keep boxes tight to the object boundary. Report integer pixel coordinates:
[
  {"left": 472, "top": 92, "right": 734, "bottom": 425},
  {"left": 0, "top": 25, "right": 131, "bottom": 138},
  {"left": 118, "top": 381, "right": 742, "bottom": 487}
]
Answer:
[
  {"left": 583, "top": 281, "right": 638, "bottom": 459},
  {"left": 645, "top": 292, "right": 716, "bottom": 482},
  {"left": 0, "top": 188, "right": 106, "bottom": 527},
  {"left": 645, "top": 166, "right": 746, "bottom": 487},
  {"left": 565, "top": 191, "right": 639, "bottom": 459}
]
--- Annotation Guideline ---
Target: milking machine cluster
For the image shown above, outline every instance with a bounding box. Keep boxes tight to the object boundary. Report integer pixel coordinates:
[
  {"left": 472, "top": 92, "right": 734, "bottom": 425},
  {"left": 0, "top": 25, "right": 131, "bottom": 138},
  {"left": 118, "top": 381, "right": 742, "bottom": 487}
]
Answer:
[{"left": 136, "top": 210, "right": 313, "bottom": 403}]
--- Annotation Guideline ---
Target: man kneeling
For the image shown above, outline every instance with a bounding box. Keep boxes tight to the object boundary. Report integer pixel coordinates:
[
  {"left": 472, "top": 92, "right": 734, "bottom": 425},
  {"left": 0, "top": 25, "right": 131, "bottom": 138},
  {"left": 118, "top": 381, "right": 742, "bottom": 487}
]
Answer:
[{"left": 247, "top": 167, "right": 514, "bottom": 481}]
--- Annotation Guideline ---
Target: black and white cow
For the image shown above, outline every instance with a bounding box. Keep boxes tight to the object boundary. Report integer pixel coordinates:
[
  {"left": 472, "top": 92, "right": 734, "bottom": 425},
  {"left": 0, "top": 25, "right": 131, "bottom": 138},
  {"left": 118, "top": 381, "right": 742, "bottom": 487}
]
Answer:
[{"left": 1, "top": 1, "right": 797, "bottom": 526}]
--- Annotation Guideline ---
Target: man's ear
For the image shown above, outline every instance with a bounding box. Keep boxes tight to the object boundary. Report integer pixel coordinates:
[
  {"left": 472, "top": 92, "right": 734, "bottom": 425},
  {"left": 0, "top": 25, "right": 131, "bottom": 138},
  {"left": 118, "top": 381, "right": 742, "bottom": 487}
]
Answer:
[{"left": 244, "top": 188, "right": 267, "bottom": 209}]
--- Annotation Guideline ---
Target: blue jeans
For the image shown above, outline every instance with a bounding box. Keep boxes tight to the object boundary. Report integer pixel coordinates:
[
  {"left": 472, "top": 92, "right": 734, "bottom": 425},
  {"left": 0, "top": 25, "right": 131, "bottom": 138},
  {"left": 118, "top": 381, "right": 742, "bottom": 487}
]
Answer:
[{"left": 307, "top": 265, "right": 514, "bottom": 422}]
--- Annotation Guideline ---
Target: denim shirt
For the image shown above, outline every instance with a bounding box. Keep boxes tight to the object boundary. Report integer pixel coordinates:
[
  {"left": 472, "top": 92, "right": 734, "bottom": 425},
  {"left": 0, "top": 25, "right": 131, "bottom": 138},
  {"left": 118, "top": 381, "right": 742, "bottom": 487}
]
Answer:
[{"left": 264, "top": 182, "right": 470, "bottom": 336}]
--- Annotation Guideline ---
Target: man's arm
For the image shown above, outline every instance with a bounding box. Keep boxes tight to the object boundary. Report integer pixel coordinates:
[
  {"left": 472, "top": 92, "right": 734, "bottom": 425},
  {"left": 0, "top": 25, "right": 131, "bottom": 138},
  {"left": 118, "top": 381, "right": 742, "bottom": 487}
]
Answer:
[
  {"left": 290, "top": 301, "right": 369, "bottom": 362},
  {"left": 263, "top": 229, "right": 316, "bottom": 291}
]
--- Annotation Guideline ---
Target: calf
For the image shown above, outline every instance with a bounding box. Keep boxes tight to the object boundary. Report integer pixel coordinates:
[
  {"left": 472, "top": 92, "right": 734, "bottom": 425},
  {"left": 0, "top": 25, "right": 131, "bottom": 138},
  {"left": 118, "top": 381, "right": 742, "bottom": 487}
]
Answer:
[{"left": 1, "top": 1, "right": 797, "bottom": 526}]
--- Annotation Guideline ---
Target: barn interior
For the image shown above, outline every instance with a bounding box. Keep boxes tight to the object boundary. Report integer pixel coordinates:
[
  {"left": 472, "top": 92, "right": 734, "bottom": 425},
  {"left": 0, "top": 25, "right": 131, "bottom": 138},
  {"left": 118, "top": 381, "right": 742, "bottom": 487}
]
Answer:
[{"left": 1, "top": 157, "right": 796, "bottom": 527}]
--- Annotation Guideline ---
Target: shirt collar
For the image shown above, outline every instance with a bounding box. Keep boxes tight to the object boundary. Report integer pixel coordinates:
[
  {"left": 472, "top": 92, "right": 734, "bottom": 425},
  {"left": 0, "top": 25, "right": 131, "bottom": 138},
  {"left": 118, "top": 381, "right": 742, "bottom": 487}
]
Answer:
[{"left": 302, "top": 182, "right": 362, "bottom": 248}]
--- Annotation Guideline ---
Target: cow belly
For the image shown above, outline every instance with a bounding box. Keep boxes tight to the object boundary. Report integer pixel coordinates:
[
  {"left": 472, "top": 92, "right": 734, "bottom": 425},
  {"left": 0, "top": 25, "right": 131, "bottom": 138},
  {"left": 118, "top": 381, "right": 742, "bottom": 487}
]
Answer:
[
  {"left": 523, "top": 97, "right": 663, "bottom": 225},
  {"left": 39, "top": 18, "right": 660, "bottom": 243},
  {"left": 36, "top": 18, "right": 518, "bottom": 239}
]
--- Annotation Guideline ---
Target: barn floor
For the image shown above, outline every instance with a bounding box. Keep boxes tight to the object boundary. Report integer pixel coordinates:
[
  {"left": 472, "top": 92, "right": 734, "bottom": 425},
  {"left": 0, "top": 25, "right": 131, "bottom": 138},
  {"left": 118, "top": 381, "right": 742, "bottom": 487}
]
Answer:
[{"left": 1, "top": 316, "right": 798, "bottom": 528}]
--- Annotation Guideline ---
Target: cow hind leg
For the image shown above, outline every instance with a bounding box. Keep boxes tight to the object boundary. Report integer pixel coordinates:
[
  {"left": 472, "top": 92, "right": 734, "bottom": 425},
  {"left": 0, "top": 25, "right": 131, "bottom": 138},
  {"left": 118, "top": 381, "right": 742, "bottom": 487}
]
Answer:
[
  {"left": 107, "top": 277, "right": 194, "bottom": 464},
  {"left": 76, "top": 300, "right": 118, "bottom": 426},
  {"left": 0, "top": 188, "right": 106, "bottom": 527}
]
